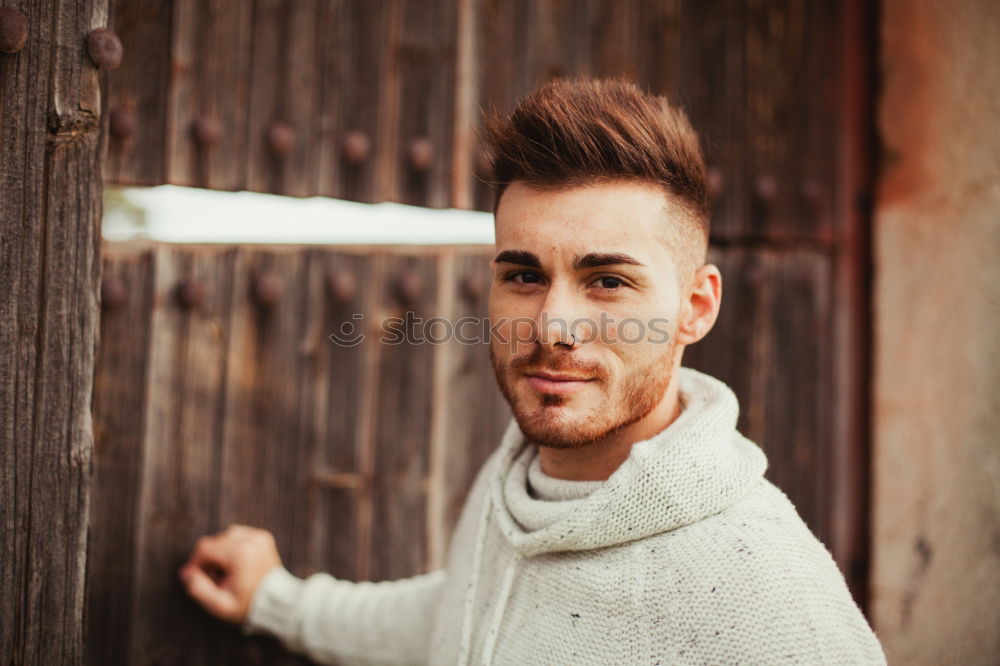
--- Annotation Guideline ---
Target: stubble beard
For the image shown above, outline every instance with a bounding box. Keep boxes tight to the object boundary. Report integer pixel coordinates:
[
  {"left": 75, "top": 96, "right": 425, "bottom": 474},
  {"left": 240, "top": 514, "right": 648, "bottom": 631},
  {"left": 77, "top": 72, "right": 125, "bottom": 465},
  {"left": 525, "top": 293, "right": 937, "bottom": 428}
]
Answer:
[{"left": 490, "top": 341, "right": 676, "bottom": 450}]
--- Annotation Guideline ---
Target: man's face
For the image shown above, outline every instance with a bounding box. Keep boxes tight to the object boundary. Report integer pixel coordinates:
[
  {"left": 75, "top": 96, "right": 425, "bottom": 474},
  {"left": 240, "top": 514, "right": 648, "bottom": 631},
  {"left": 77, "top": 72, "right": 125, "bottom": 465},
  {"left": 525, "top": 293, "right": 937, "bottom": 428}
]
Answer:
[{"left": 489, "top": 180, "right": 692, "bottom": 449}]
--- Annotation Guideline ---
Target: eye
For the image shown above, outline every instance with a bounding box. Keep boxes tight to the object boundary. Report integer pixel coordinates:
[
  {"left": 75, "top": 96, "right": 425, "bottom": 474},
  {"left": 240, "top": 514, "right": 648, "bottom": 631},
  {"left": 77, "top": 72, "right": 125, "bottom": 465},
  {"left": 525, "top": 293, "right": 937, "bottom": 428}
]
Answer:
[
  {"left": 592, "top": 275, "right": 625, "bottom": 290},
  {"left": 503, "top": 270, "right": 544, "bottom": 286}
]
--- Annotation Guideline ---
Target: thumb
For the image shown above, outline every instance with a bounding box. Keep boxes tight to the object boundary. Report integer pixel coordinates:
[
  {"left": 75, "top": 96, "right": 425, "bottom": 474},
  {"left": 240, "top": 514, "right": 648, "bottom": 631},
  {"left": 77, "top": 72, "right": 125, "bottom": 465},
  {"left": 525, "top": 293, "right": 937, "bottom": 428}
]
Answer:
[{"left": 180, "top": 564, "right": 242, "bottom": 622}]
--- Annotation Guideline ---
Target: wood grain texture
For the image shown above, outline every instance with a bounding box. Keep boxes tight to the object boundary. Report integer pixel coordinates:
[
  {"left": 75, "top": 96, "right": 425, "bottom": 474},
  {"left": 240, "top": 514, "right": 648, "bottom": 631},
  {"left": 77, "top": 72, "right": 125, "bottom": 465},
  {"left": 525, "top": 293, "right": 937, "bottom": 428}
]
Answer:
[
  {"left": 428, "top": 249, "right": 511, "bottom": 567},
  {"left": 126, "top": 245, "right": 237, "bottom": 666},
  {"left": 88, "top": 248, "right": 156, "bottom": 666},
  {"left": 367, "top": 252, "right": 439, "bottom": 581},
  {"left": 166, "top": 0, "right": 254, "bottom": 190},
  {"left": 103, "top": 0, "right": 173, "bottom": 185},
  {"left": 0, "top": 0, "right": 108, "bottom": 662}
]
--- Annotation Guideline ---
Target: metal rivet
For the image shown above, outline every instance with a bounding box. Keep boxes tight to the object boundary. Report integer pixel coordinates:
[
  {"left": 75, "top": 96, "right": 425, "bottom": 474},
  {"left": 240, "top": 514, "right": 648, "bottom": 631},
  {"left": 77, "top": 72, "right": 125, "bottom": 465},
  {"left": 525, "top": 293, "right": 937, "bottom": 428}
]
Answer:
[
  {"left": 460, "top": 273, "right": 484, "bottom": 302},
  {"left": 86, "top": 28, "right": 123, "bottom": 70},
  {"left": 109, "top": 103, "right": 137, "bottom": 141},
  {"left": 707, "top": 167, "right": 724, "bottom": 198},
  {"left": 799, "top": 178, "right": 823, "bottom": 209},
  {"left": 407, "top": 137, "right": 433, "bottom": 172},
  {"left": 101, "top": 276, "right": 128, "bottom": 310},
  {"left": 175, "top": 279, "right": 205, "bottom": 310},
  {"left": 395, "top": 271, "right": 422, "bottom": 306},
  {"left": 193, "top": 115, "right": 223, "bottom": 148},
  {"left": 252, "top": 272, "right": 282, "bottom": 308},
  {"left": 327, "top": 269, "right": 356, "bottom": 304},
  {"left": 267, "top": 122, "right": 295, "bottom": 157},
  {"left": 0, "top": 8, "right": 29, "bottom": 54},
  {"left": 753, "top": 174, "right": 779, "bottom": 202},
  {"left": 341, "top": 131, "right": 370, "bottom": 165},
  {"left": 744, "top": 260, "right": 765, "bottom": 288}
]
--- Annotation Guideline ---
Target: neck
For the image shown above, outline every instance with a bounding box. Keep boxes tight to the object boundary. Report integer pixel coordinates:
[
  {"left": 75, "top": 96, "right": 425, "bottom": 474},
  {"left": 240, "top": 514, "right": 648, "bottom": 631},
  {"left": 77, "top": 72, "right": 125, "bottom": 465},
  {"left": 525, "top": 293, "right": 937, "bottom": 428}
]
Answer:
[{"left": 536, "top": 377, "right": 683, "bottom": 481}]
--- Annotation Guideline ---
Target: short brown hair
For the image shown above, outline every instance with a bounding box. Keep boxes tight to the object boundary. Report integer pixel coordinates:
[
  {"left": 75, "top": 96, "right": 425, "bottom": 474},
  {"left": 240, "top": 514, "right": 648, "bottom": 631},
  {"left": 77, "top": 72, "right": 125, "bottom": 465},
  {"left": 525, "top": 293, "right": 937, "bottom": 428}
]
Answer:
[{"left": 481, "top": 77, "right": 709, "bottom": 239}]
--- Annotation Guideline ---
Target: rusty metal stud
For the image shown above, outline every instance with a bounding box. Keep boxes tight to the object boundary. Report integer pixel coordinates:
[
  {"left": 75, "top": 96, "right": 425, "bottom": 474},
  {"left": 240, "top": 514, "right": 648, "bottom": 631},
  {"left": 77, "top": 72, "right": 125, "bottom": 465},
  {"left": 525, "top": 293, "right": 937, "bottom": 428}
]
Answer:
[
  {"left": 407, "top": 137, "right": 433, "bottom": 173},
  {"left": 193, "top": 115, "right": 223, "bottom": 148},
  {"left": 175, "top": 279, "right": 205, "bottom": 310},
  {"left": 743, "top": 260, "right": 765, "bottom": 288},
  {"left": 267, "top": 122, "right": 295, "bottom": 157},
  {"left": 753, "top": 173, "right": 779, "bottom": 203},
  {"left": 341, "top": 131, "right": 370, "bottom": 165},
  {"left": 101, "top": 276, "right": 128, "bottom": 310},
  {"left": 460, "top": 273, "right": 484, "bottom": 302},
  {"left": 109, "top": 104, "right": 137, "bottom": 141},
  {"left": 798, "top": 178, "right": 823, "bottom": 210},
  {"left": 707, "top": 167, "right": 725, "bottom": 198},
  {"left": 86, "top": 28, "right": 123, "bottom": 70},
  {"left": 326, "top": 269, "right": 356, "bottom": 304},
  {"left": 252, "top": 272, "right": 283, "bottom": 308},
  {"left": 0, "top": 8, "right": 28, "bottom": 54},
  {"left": 394, "top": 271, "right": 422, "bottom": 307}
]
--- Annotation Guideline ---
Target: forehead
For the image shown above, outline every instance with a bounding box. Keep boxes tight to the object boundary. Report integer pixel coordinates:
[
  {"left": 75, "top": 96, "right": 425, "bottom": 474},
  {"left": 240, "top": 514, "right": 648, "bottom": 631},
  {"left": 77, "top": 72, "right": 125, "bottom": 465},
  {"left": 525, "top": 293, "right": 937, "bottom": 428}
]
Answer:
[{"left": 493, "top": 180, "right": 676, "bottom": 263}]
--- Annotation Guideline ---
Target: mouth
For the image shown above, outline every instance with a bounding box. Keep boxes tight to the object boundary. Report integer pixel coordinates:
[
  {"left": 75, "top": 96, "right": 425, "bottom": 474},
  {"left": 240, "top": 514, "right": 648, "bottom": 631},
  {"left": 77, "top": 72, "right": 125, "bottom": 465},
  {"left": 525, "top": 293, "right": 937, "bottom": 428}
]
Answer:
[{"left": 523, "top": 371, "right": 595, "bottom": 395}]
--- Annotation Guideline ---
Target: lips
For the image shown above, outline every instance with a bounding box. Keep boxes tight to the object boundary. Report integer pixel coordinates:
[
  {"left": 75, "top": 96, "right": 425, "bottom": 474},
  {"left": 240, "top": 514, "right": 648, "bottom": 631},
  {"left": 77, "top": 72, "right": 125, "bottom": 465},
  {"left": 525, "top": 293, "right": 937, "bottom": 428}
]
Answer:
[{"left": 524, "top": 371, "right": 595, "bottom": 395}]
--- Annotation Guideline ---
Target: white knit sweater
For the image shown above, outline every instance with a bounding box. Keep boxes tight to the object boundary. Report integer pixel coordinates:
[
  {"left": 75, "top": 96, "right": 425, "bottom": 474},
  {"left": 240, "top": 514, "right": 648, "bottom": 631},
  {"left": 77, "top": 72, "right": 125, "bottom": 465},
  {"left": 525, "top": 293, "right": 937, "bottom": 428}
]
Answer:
[{"left": 244, "top": 367, "right": 887, "bottom": 664}]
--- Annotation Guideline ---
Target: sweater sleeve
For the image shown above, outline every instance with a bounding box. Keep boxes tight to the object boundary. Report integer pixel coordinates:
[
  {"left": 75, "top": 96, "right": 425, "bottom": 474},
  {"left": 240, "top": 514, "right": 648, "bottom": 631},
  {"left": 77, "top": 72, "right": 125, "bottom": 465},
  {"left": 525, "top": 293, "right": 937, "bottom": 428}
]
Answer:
[{"left": 242, "top": 565, "right": 447, "bottom": 666}]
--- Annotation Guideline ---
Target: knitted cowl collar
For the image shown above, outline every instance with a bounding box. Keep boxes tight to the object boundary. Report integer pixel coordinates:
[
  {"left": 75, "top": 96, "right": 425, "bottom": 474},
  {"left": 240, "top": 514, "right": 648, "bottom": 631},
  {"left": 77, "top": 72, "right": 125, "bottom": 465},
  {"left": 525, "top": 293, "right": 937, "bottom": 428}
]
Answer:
[{"left": 488, "top": 366, "right": 769, "bottom": 558}]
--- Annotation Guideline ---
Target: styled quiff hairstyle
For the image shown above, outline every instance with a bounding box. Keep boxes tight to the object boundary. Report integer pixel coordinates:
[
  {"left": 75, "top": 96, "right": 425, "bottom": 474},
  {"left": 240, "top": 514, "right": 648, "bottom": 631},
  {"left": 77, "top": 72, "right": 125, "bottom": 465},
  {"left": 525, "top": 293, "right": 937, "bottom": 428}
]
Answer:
[{"left": 481, "top": 77, "right": 710, "bottom": 247}]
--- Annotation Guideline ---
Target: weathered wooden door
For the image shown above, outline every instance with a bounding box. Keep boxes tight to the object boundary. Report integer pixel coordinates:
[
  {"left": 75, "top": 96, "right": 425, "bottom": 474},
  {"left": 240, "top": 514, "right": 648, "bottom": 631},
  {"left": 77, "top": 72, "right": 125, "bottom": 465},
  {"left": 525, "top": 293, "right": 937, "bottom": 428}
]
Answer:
[{"left": 0, "top": 1, "right": 112, "bottom": 663}]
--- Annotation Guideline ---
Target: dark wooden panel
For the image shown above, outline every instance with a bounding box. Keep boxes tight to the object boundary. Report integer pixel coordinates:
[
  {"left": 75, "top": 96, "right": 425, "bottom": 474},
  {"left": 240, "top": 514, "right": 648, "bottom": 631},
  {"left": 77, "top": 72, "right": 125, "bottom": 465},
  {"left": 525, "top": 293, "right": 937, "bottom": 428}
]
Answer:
[
  {"left": 1, "top": 0, "right": 107, "bottom": 662},
  {"left": 685, "top": 247, "right": 833, "bottom": 541},
  {"left": 318, "top": 0, "right": 400, "bottom": 203},
  {"left": 303, "top": 249, "right": 379, "bottom": 580},
  {"left": 367, "top": 252, "right": 440, "bottom": 581},
  {"left": 126, "top": 245, "right": 237, "bottom": 666},
  {"left": 104, "top": 0, "right": 173, "bottom": 185},
  {"left": 243, "top": 0, "right": 320, "bottom": 197},
  {"left": 165, "top": 0, "right": 254, "bottom": 190},
  {"left": 432, "top": 250, "right": 512, "bottom": 559},
  {"left": 679, "top": 0, "right": 840, "bottom": 242},
  {"left": 211, "top": 247, "right": 319, "bottom": 664},
  {"left": 395, "top": 0, "right": 457, "bottom": 207},
  {"left": 88, "top": 249, "right": 156, "bottom": 666}
]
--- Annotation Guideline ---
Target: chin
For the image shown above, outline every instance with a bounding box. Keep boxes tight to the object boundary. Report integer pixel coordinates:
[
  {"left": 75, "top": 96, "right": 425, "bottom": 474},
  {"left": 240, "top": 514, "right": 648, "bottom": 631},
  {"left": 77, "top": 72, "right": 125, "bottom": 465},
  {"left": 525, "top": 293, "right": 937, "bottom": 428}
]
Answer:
[{"left": 509, "top": 390, "right": 625, "bottom": 450}]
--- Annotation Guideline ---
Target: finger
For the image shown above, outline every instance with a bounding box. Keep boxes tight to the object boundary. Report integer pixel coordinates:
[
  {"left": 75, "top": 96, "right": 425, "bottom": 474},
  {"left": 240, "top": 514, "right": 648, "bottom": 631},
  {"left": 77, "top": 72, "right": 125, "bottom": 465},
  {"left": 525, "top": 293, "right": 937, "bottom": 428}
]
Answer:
[
  {"left": 187, "top": 535, "right": 233, "bottom": 570},
  {"left": 179, "top": 563, "right": 241, "bottom": 622}
]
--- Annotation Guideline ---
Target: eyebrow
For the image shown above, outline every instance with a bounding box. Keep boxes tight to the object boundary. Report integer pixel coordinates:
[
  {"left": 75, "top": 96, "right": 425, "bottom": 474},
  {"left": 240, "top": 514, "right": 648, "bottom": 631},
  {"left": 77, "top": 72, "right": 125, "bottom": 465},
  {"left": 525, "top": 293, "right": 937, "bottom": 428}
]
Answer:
[
  {"left": 493, "top": 250, "right": 542, "bottom": 268},
  {"left": 573, "top": 252, "right": 645, "bottom": 269},
  {"left": 493, "top": 249, "right": 646, "bottom": 270}
]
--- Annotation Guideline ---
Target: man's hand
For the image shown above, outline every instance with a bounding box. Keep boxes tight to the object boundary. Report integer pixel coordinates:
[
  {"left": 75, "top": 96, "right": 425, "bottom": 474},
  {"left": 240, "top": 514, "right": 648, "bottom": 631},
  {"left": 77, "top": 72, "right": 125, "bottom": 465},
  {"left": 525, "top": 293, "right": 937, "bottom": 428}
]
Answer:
[{"left": 179, "top": 524, "right": 283, "bottom": 624}]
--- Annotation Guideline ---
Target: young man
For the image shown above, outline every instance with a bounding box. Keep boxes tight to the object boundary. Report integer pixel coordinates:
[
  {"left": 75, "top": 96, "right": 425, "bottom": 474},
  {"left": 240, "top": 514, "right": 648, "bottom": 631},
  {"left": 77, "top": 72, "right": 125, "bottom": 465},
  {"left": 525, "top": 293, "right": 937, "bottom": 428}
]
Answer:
[{"left": 180, "top": 78, "right": 887, "bottom": 664}]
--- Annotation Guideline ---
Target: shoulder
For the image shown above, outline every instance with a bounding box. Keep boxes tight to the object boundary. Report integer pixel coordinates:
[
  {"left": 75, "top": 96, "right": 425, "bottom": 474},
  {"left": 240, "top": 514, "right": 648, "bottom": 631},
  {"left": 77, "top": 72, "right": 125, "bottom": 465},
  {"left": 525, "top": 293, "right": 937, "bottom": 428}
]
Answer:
[{"left": 625, "top": 481, "right": 887, "bottom": 664}]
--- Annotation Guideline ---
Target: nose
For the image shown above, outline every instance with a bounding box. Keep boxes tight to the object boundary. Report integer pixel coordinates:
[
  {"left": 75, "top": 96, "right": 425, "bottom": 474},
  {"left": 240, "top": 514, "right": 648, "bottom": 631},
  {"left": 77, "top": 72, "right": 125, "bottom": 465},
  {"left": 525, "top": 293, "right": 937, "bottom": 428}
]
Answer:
[{"left": 536, "top": 280, "right": 585, "bottom": 350}]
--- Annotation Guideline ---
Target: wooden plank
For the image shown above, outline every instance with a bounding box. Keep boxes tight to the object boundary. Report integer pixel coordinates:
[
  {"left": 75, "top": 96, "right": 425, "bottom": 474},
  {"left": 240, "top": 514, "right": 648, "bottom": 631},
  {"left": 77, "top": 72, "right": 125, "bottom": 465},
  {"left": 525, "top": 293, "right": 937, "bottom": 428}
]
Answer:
[
  {"left": 243, "top": 0, "right": 320, "bottom": 197},
  {"left": 166, "top": 0, "right": 255, "bottom": 190},
  {"left": 0, "top": 0, "right": 108, "bottom": 662},
  {"left": 428, "top": 249, "right": 511, "bottom": 567},
  {"left": 303, "top": 249, "right": 379, "bottom": 580},
  {"left": 316, "top": 0, "right": 399, "bottom": 203},
  {"left": 87, "top": 248, "right": 156, "bottom": 666},
  {"left": 104, "top": 0, "right": 173, "bottom": 185},
  {"left": 211, "top": 247, "right": 314, "bottom": 663},
  {"left": 367, "top": 252, "right": 440, "bottom": 580},
  {"left": 394, "top": 0, "right": 456, "bottom": 207},
  {"left": 127, "top": 245, "right": 236, "bottom": 666}
]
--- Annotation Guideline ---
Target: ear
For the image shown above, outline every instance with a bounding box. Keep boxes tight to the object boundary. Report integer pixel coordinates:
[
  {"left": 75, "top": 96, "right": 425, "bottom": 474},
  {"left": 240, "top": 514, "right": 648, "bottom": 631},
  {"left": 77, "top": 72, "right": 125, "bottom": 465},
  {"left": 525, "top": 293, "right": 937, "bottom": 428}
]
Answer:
[{"left": 674, "top": 263, "right": 722, "bottom": 346}]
